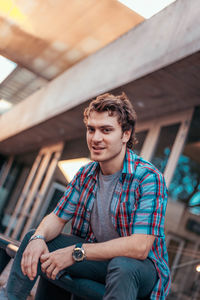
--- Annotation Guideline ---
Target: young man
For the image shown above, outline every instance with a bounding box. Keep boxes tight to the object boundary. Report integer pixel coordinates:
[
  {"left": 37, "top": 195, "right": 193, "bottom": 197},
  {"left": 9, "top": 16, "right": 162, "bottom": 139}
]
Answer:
[{"left": 0, "top": 93, "right": 171, "bottom": 299}]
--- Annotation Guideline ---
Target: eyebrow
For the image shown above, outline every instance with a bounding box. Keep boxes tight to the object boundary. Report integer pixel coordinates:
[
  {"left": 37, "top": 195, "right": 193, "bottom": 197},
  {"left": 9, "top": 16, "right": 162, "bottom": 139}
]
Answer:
[{"left": 87, "top": 125, "right": 114, "bottom": 129}]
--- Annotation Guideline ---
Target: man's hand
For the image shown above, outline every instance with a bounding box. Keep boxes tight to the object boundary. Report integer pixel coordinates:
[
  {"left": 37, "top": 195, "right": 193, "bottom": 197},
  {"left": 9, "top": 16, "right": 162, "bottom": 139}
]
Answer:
[
  {"left": 21, "top": 239, "right": 49, "bottom": 281},
  {"left": 40, "top": 246, "right": 74, "bottom": 280}
]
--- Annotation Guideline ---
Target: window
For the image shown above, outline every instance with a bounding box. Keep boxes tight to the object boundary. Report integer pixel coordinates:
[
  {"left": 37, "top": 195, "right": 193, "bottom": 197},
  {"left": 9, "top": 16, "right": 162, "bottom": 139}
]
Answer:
[
  {"left": 151, "top": 123, "right": 180, "bottom": 173},
  {"left": 168, "top": 107, "right": 200, "bottom": 215},
  {"left": 134, "top": 130, "right": 148, "bottom": 155}
]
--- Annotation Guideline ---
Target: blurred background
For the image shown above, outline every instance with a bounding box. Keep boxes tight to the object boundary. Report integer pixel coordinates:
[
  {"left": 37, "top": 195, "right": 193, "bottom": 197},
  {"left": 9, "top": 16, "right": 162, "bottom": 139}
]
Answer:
[{"left": 0, "top": 0, "right": 200, "bottom": 298}]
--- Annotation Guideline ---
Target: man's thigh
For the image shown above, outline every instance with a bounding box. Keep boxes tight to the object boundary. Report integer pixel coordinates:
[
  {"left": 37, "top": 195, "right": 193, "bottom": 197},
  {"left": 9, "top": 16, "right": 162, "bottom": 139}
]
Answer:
[
  {"left": 105, "top": 256, "right": 158, "bottom": 299},
  {"left": 46, "top": 234, "right": 109, "bottom": 284}
]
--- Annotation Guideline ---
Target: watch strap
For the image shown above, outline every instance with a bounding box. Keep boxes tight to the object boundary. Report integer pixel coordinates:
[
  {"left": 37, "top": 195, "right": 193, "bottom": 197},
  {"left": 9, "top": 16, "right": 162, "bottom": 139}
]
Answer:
[{"left": 75, "top": 243, "right": 83, "bottom": 248}]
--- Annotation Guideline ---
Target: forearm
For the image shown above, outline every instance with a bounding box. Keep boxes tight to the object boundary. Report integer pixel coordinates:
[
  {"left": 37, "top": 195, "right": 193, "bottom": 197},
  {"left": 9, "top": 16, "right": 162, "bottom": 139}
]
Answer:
[
  {"left": 83, "top": 234, "right": 155, "bottom": 261},
  {"left": 34, "top": 212, "right": 66, "bottom": 242}
]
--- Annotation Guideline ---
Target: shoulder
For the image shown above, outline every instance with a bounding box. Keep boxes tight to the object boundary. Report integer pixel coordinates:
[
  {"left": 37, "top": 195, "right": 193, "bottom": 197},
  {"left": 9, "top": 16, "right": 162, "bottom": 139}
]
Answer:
[
  {"left": 130, "top": 151, "right": 166, "bottom": 185},
  {"left": 129, "top": 154, "right": 168, "bottom": 202},
  {"left": 71, "top": 161, "right": 99, "bottom": 185},
  {"left": 79, "top": 161, "right": 98, "bottom": 176}
]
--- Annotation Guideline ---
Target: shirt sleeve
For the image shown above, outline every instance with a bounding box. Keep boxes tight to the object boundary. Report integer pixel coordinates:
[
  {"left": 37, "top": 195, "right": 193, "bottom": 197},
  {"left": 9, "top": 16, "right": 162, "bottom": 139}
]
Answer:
[
  {"left": 53, "top": 167, "right": 82, "bottom": 221},
  {"left": 131, "top": 171, "right": 168, "bottom": 237}
]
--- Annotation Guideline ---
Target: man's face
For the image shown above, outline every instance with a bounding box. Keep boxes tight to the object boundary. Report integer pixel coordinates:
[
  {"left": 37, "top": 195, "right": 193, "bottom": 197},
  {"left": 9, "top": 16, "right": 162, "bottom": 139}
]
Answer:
[{"left": 86, "top": 111, "right": 130, "bottom": 166}]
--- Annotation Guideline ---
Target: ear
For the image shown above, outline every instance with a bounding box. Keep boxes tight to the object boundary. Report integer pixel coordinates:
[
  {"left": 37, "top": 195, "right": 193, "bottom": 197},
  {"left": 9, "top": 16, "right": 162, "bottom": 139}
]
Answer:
[{"left": 122, "top": 130, "right": 131, "bottom": 144}]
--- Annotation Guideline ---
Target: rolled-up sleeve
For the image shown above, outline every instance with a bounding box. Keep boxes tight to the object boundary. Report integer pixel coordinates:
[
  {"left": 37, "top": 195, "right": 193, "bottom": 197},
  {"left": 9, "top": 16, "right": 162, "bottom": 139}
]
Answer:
[{"left": 131, "top": 171, "right": 167, "bottom": 237}]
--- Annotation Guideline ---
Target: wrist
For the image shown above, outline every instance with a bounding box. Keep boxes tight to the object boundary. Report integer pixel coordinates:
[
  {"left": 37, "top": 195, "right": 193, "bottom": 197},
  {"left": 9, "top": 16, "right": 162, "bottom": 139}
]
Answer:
[{"left": 29, "top": 234, "right": 46, "bottom": 243}]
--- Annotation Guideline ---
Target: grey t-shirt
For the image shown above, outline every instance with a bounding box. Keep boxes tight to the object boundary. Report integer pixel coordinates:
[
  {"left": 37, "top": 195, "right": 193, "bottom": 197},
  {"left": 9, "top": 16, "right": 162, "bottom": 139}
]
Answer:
[{"left": 91, "top": 169, "right": 121, "bottom": 242}]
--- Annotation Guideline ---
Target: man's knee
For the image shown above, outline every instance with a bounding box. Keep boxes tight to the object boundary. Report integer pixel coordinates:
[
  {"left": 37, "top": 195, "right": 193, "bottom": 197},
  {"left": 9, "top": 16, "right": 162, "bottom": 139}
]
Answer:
[
  {"left": 107, "top": 257, "right": 141, "bottom": 282},
  {"left": 22, "top": 229, "right": 35, "bottom": 242},
  {"left": 19, "top": 229, "right": 36, "bottom": 251},
  {"left": 24, "top": 229, "right": 35, "bottom": 239}
]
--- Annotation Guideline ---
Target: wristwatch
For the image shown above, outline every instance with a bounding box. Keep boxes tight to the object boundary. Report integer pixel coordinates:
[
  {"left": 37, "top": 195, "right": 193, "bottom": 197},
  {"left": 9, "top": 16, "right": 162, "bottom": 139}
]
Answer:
[
  {"left": 72, "top": 243, "right": 86, "bottom": 262},
  {"left": 29, "top": 235, "right": 45, "bottom": 243}
]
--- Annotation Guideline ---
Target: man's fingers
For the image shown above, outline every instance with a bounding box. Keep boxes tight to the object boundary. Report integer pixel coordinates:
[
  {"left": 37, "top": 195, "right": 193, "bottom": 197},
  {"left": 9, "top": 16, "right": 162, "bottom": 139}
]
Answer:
[
  {"left": 21, "top": 251, "right": 40, "bottom": 280},
  {"left": 40, "top": 253, "right": 49, "bottom": 263},
  {"left": 22, "top": 252, "right": 29, "bottom": 276},
  {"left": 41, "top": 253, "right": 61, "bottom": 280},
  {"left": 41, "top": 259, "right": 51, "bottom": 273},
  {"left": 25, "top": 254, "right": 33, "bottom": 279},
  {"left": 51, "top": 267, "right": 59, "bottom": 280},
  {"left": 45, "top": 263, "right": 56, "bottom": 279},
  {"left": 21, "top": 240, "right": 49, "bottom": 279},
  {"left": 31, "top": 257, "right": 39, "bottom": 279}
]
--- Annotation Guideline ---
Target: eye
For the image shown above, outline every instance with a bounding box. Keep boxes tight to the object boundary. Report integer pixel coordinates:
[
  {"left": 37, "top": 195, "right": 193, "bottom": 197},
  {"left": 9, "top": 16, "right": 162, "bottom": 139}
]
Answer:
[
  {"left": 87, "top": 127, "right": 94, "bottom": 133},
  {"left": 102, "top": 128, "right": 111, "bottom": 133}
]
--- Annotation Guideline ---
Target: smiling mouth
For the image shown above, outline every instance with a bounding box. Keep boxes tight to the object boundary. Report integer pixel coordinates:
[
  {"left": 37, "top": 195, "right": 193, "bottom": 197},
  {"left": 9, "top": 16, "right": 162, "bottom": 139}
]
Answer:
[{"left": 92, "top": 146, "right": 105, "bottom": 151}]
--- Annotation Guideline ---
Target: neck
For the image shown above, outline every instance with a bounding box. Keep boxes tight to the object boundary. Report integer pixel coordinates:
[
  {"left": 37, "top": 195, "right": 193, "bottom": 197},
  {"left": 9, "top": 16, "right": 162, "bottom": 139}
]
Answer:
[{"left": 99, "top": 146, "right": 126, "bottom": 175}]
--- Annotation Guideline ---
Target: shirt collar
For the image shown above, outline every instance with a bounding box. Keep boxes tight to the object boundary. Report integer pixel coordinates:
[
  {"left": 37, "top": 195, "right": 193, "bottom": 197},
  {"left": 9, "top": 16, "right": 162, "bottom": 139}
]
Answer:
[
  {"left": 86, "top": 161, "right": 99, "bottom": 181},
  {"left": 122, "top": 148, "right": 136, "bottom": 175}
]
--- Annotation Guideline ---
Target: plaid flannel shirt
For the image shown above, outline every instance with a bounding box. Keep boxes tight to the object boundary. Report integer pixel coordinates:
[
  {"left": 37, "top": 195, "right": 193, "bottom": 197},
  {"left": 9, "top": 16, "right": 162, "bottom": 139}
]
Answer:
[{"left": 54, "top": 148, "right": 171, "bottom": 299}]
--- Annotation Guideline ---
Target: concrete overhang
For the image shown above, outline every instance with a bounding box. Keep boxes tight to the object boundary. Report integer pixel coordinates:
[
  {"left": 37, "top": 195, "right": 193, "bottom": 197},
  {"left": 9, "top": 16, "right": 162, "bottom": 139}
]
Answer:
[{"left": 0, "top": 0, "right": 200, "bottom": 155}]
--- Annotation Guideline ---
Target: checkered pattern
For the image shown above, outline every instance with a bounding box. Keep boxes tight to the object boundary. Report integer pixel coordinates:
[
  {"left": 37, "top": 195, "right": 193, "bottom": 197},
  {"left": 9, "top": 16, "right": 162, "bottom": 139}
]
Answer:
[{"left": 54, "top": 149, "right": 171, "bottom": 299}]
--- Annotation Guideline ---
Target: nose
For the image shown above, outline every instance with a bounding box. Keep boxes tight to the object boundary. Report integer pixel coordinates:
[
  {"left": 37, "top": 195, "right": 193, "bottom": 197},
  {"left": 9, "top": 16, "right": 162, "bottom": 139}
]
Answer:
[{"left": 92, "top": 130, "right": 103, "bottom": 143}]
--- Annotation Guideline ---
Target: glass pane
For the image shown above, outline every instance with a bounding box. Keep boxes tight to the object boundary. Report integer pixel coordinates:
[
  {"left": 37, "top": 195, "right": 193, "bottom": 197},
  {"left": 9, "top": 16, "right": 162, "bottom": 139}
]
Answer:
[
  {"left": 46, "top": 188, "right": 64, "bottom": 215},
  {"left": 134, "top": 130, "right": 148, "bottom": 155},
  {"left": 169, "top": 107, "right": 200, "bottom": 215},
  {"left": 151, "top": 123, "right": 180, "bottom": 173},
  {"left": 0, "top": 161, "right": 22, "bottom": 232},
  {"left": 0, "top": 154, "right": 6, "bottom": 175}
]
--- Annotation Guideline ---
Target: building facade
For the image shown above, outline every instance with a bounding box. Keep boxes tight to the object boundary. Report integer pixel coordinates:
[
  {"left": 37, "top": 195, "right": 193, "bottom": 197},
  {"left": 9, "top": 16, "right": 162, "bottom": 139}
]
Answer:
[{"left": 0, "top": 0, "right": 200, "bottom": 298}]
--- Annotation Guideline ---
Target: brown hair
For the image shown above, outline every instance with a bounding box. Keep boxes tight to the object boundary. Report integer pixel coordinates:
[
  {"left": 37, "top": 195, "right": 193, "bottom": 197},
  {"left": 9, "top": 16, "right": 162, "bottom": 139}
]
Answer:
[{"left": 83, "top": 92, "right": 137, "bottom": 149}]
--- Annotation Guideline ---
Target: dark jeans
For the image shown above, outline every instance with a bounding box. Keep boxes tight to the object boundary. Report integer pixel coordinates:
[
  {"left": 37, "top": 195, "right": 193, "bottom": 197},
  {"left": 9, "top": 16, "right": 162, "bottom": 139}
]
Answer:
[{"left": 6, "top": 230, "right": 158, "bottom": 300}]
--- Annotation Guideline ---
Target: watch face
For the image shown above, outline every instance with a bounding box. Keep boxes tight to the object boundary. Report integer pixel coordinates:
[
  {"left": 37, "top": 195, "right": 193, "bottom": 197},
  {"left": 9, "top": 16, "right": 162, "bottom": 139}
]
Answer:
[{"left": 73, "top": 247, "right": 84, "bottom": 262}]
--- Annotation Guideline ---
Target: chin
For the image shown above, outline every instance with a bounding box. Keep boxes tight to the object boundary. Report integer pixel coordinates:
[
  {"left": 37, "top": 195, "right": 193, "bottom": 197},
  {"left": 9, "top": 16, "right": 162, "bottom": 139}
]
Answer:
[
  {"left": 91, "top": 155, "right": 102, "bottom": 162},
  {"left": 90, "top": 153, "right": 105, "bottom": 162}
]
